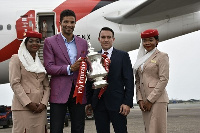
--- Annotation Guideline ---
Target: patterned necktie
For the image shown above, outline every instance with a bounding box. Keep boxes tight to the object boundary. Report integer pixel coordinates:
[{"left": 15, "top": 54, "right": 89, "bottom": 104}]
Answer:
[{"left": 98, "top": 52, "right": 110, "bottom": 99}]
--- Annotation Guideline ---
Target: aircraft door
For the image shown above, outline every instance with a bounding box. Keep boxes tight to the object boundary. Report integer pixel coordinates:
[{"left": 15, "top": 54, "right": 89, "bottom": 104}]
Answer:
[
  {"left": 16, "top": 10, "right": 36, "bottom": 40},
  {"left": 36, "top": 15, "right": 39, "bottom": 32},
  {"left": 37, "top": 13, "right": 55, "bottom": 38}
]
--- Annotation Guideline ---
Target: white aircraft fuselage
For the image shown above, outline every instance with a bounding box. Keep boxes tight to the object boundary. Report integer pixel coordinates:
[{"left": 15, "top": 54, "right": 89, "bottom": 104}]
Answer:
[{"left": 1, "top": 0, "right": 200, "bottom": 83}]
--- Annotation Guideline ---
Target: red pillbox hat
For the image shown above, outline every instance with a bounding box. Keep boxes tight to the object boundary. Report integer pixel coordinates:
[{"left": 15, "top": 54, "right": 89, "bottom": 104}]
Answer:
[
  {"left": 24, "top": 31, "right": 42, "bottom": 39},
  {"left": 141, "top": 29, "right": 159, "bottom": 38}
]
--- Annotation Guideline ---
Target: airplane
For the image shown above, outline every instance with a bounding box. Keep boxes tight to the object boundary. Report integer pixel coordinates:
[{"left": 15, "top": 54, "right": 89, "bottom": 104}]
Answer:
[{"left": 1, "top": 0, "right": 200, "bottom": 84}]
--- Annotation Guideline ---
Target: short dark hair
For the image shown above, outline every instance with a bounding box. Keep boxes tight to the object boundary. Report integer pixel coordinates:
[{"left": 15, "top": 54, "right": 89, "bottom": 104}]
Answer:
[
  {"left": 99, "top": 27, "right": 114, "bottom": 37},
  {"left": 60, "top": 9, "right": 76, "bottom": 22}
]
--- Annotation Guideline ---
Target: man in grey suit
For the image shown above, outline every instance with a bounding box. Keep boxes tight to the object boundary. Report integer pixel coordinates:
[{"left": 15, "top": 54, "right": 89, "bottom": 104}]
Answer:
[
  {"left": 86, "top": 27, "right": 134, "bottom": 133},
  {"left": 43, "top": 9, "right": 88, "bottom": 133}
]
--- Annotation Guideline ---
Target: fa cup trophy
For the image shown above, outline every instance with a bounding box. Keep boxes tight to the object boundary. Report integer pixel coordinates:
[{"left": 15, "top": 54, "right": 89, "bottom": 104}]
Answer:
[{"left": 87, "top": 42, "right": 108, "bottom": 89}]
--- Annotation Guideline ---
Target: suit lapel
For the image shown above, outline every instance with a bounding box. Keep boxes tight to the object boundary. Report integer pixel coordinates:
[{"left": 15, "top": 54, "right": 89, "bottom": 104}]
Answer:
[
  {"left": 110, "top": 48, "right": 116, "bottom": 65},
  {"left": 75, "top": 36, "right": 82, "bottom": 60},
  {"left": 56, "top": 34, "right": 71, "bottom": 64},
  {"left": 143, "top": 49, "right": 159, "bottom": 71}
]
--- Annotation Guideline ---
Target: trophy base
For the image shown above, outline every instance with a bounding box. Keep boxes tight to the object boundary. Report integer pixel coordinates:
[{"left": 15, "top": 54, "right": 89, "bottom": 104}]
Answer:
[{"left": 93, "top": 77, "right": 108, "bottom": 89}]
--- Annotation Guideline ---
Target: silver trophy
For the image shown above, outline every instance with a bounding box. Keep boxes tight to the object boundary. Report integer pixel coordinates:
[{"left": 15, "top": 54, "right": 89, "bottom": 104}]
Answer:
[{"left": 87, "top": 42, "right": 108, "bottom": 89}]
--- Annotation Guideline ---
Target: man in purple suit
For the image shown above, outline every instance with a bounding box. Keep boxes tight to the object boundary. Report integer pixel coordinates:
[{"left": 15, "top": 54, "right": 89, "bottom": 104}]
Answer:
[{"left": 43, "top": 9, "right": 88, "bottom": 133}]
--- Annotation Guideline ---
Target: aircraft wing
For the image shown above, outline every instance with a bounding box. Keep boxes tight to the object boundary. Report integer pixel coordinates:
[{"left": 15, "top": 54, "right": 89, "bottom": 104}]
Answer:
[{"left": 104, "top": 0, "right": 200, "bottom": 25}]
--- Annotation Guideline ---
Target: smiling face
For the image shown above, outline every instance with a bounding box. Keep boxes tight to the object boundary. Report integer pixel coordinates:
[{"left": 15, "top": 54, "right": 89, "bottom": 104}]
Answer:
[
  {"left": 60, "top": 16, "right": 76, "bottom": 36},
  {"left": 98, "top": 30, "right": 115, "bottom": 51},
  {"left": 142, "top": 37, "right": 158, "bottom": 52},
  {"left": 25, "top": 37, "right": 41, "bottom": 54}
]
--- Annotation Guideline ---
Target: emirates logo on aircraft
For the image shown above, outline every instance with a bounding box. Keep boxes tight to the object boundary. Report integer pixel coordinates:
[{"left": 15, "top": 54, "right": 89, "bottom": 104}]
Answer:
[{"left": 29, "top": 14, "right": 34, "bottom": 18}]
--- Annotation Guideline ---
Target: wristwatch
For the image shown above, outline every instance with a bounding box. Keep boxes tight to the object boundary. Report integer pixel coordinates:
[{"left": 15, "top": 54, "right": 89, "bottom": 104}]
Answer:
[{"left": 69, "top": 65, "right": 73, "bottom": 72}]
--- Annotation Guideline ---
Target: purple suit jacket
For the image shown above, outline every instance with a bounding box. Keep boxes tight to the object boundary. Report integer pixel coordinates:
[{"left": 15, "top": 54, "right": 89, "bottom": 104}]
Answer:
[{"left": 43, "top": 33, "right": 88, "bottom": 104}]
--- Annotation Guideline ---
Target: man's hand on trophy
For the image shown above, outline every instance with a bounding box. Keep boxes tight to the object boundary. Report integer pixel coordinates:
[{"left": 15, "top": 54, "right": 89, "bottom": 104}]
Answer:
[{"left": 71, "top": 58, "right": 83, "bottom": 72}]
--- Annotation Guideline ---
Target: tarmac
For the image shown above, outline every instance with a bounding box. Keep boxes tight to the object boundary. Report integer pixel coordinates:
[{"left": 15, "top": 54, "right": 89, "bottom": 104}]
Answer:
[{"left": 1, "top": 103, "right": 200, "bottom": 133}]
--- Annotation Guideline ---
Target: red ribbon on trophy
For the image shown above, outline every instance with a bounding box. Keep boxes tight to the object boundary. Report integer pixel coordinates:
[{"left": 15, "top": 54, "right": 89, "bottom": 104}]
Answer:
[
  {"left": 98, "top": 54, "right": 111, "bottom": 99},
  {"left": 73, "top": 57, "right": 87, "bottom": 104}
]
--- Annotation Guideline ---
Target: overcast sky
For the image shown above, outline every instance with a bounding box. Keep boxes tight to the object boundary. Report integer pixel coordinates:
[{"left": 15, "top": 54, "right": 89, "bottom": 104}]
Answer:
[{"left": 1, "top": 30, "right": 200, "bottom": 106}]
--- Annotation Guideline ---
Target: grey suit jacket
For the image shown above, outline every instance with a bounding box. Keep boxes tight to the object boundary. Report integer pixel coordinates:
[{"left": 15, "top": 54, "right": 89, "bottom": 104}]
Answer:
[
  {"left": 9, "top": 54, "right": 50, "bottom": 110},
  {"left": 135, "top": 49, "right": 169, "bottom": 103}
]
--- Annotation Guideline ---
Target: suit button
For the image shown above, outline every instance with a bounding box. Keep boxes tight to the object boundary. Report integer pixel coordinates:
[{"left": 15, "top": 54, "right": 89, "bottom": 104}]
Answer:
[{"left": 37, "top": 88, "right": 39, "bottom": 90}]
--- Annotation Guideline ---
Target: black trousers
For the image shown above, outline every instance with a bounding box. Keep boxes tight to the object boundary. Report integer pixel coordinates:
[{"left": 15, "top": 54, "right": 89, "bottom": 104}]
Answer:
[
  {"left": 93, "top": 97, "right": 128, "bottom": 133},
  {"left": 50, "top": 84, "right": 86, "bottom": 133}
]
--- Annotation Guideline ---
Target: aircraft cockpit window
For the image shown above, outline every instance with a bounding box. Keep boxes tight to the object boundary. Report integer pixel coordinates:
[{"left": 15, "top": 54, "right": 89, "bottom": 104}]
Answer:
[
  {"left": 7, "top": 24, "right": 11, "bottom": 30},
  {"left": 0, "top": 25, "right": 3, "bottom": 31}
]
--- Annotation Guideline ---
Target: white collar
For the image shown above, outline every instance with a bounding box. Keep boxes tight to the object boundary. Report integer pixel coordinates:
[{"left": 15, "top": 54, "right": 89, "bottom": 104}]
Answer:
[
  {"left": 133, "top": 40, "right": 157, "bottom": 73},
  {"left": 102, "top": 46, "right": 113, "bottom": 55},
  {"left": 18, "top": 38, "right": 46, "bottom": 74}
]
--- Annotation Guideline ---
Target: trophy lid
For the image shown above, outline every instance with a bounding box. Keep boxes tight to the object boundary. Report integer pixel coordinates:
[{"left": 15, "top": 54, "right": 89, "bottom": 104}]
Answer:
[{"left": 87, "top": 41, "right": 98, "bottom": 56}]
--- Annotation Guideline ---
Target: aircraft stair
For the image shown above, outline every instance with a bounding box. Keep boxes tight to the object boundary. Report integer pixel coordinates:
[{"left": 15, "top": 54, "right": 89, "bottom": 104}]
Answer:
[{"left": 38, "top": 41, "right": 44, "bottom": 61}]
